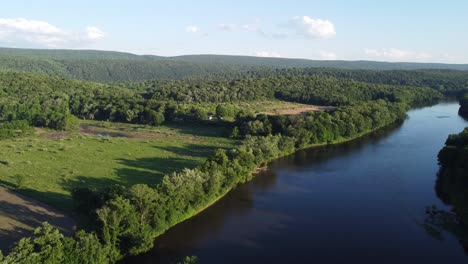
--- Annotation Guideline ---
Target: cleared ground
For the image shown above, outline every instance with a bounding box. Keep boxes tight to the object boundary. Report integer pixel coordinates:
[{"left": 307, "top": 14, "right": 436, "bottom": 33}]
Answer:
[
  {"left": 260, "top": 104, "right": 336, "bottom": 115},
  {"left": 0, "top": 187, "right": 75, "bottom": 252},
  {"left": 223, "top": 101, "right": 335, "bottom": 116}
]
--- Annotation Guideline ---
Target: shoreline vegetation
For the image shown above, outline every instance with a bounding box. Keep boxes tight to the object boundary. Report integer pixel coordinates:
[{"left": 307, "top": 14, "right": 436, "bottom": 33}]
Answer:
[
  {"left": 459, "top": 94, "right": 468, "bottom": 119},
  {"left": 425, "top": 121, "right": 468, "bottom": 254},
  {"left": 421, "top": 97, "right": 468, "bottom": 254},
  {"left": 118, "top": 97, "right": 464, "bottom": 262},
  {"left": 141, "top": 113, "right": 408, "bottom": 240}
]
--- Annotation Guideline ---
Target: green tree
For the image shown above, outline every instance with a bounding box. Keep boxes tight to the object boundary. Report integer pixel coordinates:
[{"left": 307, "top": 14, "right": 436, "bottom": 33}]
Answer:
[{"left": 216, "top": 104, "right": 229, "bottom": 117}]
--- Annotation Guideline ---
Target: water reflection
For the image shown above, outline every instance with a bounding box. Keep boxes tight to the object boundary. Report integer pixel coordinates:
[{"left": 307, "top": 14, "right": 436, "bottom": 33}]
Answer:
[
  {"left": 423, "top": 168, "right": 468, "bottom": 254},
  {"left": 270, "top": 121, "right": 403, "bottom": 171},
  {"left": 459, "top": 112, "right": 468, "bottom": 122},
  {"left": 125, "top": 168, "right": 279, "bottom": 263}
]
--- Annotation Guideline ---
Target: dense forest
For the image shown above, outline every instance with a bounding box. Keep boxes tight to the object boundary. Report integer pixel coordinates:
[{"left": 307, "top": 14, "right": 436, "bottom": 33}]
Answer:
[
  {"left": 1, "top": 47, "right": 468, "bottom": 83},
  {"left": 0, "top": 70, "right": 442, "bottom": 138},
  {"left": 281, "top": 68, "right": 468, "bottom": 96},
  {"left": 0, "top": 53, "right": 261, "bottom": 82},
  {"left": 131, "top": 71, "right": 443, "bottom": 106},
  {"left": 171, "top": 68, "right": 468, "bottom": 96}
]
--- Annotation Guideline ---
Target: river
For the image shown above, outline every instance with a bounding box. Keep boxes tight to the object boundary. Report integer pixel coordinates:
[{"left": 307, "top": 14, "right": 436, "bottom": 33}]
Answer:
[{"left": 127, "top": 102, "right": 468, "bottom": 264}]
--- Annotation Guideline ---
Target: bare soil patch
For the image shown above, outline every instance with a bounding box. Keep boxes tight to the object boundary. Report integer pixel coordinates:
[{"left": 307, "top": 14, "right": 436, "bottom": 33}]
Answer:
[
  {"left": 44, "top": 132, "right": 69, "bottom": 139},
  {"left": 0, "top": 187, "right": 76, "bottom": 252},
  {"left": 261, "top": 105, "right": 336, "bottom": 116},
  {"left": 35, "top": 128, "right": 47, "bottom": 134},
  {"left": 79, "top": 124, "right": 130, "bottom": 138}
]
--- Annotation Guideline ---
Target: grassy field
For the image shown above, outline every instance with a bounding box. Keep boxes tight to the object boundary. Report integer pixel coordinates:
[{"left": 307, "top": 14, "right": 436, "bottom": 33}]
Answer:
[{"left": 0, "top": 121, "right": 235, "bottom": 211}]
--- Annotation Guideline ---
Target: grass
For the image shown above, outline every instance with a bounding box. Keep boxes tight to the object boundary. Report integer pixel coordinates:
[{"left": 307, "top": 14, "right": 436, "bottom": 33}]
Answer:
[{"left": 0, "top": 121, "right": 235, "bottom": 211}]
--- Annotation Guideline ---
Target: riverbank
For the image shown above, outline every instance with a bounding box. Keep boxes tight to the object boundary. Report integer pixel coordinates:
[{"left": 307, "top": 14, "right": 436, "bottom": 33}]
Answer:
[
  {"left": 127, "top": 101, "right": 468, "bottom": 264},
  {"left": 458, "top": 94, "right": 468, "bottom": 119},
  {"left": 126, "top": 109, "right": 408, "bottom": 257}
]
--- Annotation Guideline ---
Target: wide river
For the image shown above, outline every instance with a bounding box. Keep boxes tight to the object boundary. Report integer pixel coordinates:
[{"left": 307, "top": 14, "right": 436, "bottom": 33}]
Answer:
[{"left": 128, "top": 102, "right": 468, "bottom": 264}]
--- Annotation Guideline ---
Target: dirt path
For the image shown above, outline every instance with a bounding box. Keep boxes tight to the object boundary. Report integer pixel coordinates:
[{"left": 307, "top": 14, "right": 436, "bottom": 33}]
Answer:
[{"left": 0, "top": 187, "right": 76, "bottom": 253}]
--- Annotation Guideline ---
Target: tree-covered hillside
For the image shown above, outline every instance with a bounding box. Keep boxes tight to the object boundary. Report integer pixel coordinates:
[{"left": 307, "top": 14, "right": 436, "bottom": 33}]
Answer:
[
  {"left": 130, "top": 70, "right": 442, "bottom": 106},
  {"left": 0, "top": 47, "right": 156, "bottom": 60},
  {"left": 175, "top": 68, "right": 468, "bottom": 96},
  {"left": 0, "top": 68, "right": 442, "bottom": 135},
  {"left": 173, "top": 54, "right": 468, "bottom": 71},
  {"left": 1, "top": 47, "right": 468, "bottom": 83},
  {"left": 0, "top": 53, "right": 261, "bottom": 82}
]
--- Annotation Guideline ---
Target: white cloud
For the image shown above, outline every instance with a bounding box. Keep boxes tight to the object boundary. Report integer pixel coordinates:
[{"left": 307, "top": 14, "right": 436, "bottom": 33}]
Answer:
[
  {"left": 241, "top": 24, "right": 258, "bottom": 32},
  {"left": 185, "top": 25, "right": 200, "bottom": 33},
  {"left": 289, "top": 16, "right": 336, "bottom": 39},
  {"left": 0, "top": 17, "right": 106, "bottom": 48},
  {"left": 320, "top": 51, "right": 337, "bottom": 60},
  {"left": 0, "top": 17, "right": 62, "bottom": 35},
  {"left": 219, "top": 23, "right": 238, "bottom": 31},
  {"left": 254, "top": 51, "right": 282, "bottom": 58},
  {"left": 219, "top": 20, "right": 265, "bottom": 36},
  {"left": 364, "top": 48, "right": 432, "bottom": 61},
  {"left": 86, "top": 26, "right": 105, "bottom": 40}
]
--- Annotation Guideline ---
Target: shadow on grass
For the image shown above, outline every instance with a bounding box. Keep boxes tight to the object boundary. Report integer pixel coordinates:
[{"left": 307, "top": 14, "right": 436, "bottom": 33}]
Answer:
[
  {"left": 166, "top": 123, "right": 231, "bottom": 138},
  {"left": 0, "top": 180, "right": 71, "bottom": 211},
  {"left": 113, "top": 143, "right": 220, "bottom": 187},
  {"left": 115, "top": 156, "right": 200, "bottom": 187},
  {"left": 153, "top": 144, "right": 218, "bottom": 158}
]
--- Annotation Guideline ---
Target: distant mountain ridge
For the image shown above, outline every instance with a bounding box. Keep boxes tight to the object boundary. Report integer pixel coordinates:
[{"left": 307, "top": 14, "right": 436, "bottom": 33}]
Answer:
[
  {"left": 0, "top": 47, "right": 467, "bottom": 82},
  {"left": 171, "top": 54, "right": 468, "bottom": 71}
]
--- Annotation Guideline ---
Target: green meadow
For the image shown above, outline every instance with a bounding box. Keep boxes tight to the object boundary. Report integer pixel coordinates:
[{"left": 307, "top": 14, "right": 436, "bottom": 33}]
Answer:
[{"left": 0, "top": 121, "right": 234, "bottom": 211}]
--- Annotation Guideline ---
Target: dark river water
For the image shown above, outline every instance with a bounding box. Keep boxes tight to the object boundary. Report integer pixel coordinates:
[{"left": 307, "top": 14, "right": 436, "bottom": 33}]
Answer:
[{"left": 128, "top": 102, "right": 468, "bottom": 264}]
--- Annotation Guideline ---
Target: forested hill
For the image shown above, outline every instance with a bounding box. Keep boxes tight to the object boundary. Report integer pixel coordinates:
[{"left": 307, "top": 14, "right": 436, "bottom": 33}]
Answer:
[
  {"left": 172, "top": 55, "right": 468, "bottom": 71},
  {"left": 0, "top": 47, "right": 158, "bottom": 60},
  {"left": 0, "top": 50, "right": 258, "bottom": 82},
  {"left": 1, "top": 47, "right": 468, "bottom": 82}
]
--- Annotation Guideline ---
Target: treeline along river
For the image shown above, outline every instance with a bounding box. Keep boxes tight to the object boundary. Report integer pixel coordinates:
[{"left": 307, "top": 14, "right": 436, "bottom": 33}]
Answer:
[{"left": 127, "top": 102, "right": 468, "bottom": 264}]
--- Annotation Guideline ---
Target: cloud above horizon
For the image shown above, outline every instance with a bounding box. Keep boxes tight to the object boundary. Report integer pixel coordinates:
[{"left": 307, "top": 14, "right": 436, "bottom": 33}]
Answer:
[
  {"left": 254, "top": 51, "right": 282, "bottom": 58},
  {"left": 218, "top": 19, "right": 265, "bottom": 36},
  {"left": 86, "top": 26, "right": 106, "bottom": 40},
  {"left": 288, "top": 16, "right": 336, "bottom": 39},
  {"left": 0, "top": 17, "right": 106, "bottom": 47},
  {"left": 320, "top": 51, "right": 337, "bottom": 60},
  {"left": 219, "top": 16, "right": 336, "bottom": 40}
]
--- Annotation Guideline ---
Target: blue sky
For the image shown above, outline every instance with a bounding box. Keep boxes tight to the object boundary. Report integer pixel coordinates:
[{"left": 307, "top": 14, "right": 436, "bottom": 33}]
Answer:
[{"left": 1, "top": 0, "right": 467, "bottom": 63}]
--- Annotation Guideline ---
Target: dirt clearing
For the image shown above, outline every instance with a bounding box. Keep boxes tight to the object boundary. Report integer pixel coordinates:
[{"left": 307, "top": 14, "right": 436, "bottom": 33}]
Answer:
[
  {"left": 0, "top": 187, "right": 75, "bottom": 253},
  {"left": 260, "top": 105, "right": 336, "bottom": 115}
]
